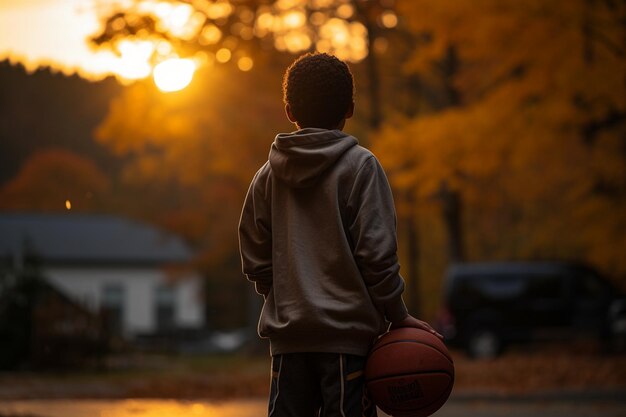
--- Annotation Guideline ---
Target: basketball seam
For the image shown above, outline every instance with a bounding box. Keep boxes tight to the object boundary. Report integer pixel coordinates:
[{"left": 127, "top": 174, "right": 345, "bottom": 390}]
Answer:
[
  {"left": 369, "top": 340, "right": 454, "bottom": 365},
  {"left": 365, "top": 370, "right": 454, "bottom": 384}
]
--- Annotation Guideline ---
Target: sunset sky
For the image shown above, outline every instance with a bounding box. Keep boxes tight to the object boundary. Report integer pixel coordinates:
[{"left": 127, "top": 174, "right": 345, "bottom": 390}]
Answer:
[
  {"left": 0, "top": 0, "right": 125, "bottom": 79},
  {"left": 0, "top": 0, "right": 203, "bottom": 90},
  {"left": 0, "top": 0, "right": 374, "bottom": 88}
]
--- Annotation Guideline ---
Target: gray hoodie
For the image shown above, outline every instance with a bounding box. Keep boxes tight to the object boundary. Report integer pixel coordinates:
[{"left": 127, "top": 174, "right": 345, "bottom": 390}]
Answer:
[{"left": 238, "top": 128, "right": 408, "bottom": 356}]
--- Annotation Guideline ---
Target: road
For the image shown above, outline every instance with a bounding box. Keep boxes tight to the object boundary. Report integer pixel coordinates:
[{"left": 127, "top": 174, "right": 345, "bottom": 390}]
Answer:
[
  {"left": 0, "top": 391, "right": 624, "bottom": 417},
  {"left": 421, "top": 390, "right": 626, "bottom": 417}
]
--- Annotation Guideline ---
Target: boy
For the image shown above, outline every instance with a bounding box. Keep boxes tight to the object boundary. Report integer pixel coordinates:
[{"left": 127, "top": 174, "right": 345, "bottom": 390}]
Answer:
[{"left": 238, "top": 53, "right": 439, "bottom": 417}]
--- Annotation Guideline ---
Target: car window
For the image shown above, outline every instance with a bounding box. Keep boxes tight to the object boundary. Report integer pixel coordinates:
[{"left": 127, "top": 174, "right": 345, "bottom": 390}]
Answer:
[
  {"left": 457, "top": 275, "right": 524, "bottom": 300},
  {"left": 574, "top": 273, "right": 610, "bottom": 299},
  {"left": 525, "top": 274, "right": 562, "bottom": 300},
  {"left": 479, "top": 276, "right": 525, "bottom": 298}
]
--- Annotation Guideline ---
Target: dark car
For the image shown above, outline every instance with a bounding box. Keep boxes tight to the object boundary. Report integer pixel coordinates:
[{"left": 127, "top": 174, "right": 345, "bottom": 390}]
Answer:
[{"left": 436, "top": 262, "right": 626, "bottom": 358}]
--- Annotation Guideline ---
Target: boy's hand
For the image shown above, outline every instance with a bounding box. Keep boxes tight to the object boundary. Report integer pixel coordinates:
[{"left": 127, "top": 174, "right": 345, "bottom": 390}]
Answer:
[{"left": 390, "top": 314, "right": 444, "bottom": 340}]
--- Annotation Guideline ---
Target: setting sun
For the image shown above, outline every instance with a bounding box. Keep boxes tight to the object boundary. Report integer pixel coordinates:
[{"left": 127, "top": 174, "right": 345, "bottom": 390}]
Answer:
[{"left": 153, "top": 58, "right": 196, "bottom": 92}]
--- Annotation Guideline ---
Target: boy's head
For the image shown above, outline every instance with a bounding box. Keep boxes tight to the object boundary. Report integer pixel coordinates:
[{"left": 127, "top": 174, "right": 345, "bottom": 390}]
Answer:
[{"left": 282, "top": 53, "right": 354, "bottom": 130}]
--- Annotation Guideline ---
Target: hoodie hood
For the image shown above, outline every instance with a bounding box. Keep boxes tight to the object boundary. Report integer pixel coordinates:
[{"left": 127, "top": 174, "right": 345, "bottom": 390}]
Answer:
[{"left": 269, "top": 128, "right": 358, "bottom": 188}]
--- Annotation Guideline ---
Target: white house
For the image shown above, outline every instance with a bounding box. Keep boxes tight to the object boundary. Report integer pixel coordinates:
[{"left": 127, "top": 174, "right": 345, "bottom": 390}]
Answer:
[{"left": 0, "top": 213, "right": 205, "bottom": 338}]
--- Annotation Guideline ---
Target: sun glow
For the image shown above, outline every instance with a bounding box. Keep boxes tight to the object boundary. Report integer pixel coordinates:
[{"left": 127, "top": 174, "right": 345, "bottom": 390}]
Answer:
[
  {"left": 115, "top": 40, "right": 154, "bottom": 80},
  {"left": 153, "top": 58, "right": 196, "bottom": 92},
  {"left": 0, "top": 0, "right": 384, "bottom": 91}
]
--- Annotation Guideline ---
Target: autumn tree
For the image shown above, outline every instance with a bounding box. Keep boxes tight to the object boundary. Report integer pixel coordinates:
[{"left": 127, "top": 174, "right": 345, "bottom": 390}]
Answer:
[
  {"left": 372, "top": 0, "right": 626, "bottom": 314},
  {"left": 0, "top": 149, "right": 111, "bottom": 212},
  {"left": 94, "top": 59, "right": 283, "bottom": 243}
]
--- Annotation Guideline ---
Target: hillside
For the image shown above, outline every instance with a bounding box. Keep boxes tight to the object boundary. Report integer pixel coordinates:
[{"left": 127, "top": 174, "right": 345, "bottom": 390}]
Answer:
[{"left": 0, "top": 60, "right": 122, "bottom": 184}]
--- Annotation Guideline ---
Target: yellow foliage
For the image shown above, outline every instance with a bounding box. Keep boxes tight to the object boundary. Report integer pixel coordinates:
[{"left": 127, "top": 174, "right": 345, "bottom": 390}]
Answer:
[
  {"left": 93, "top": 60, "right": 287, "bottom": 260},
  {"left": 375, "top": 0, "right": 626, "bottom": 298}
]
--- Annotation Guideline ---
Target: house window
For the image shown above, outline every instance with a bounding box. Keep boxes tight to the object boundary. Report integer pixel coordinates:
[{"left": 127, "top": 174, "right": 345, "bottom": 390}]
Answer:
[
  {"left": 155, "top": 285, "right": 176, "bottom": 332},
  {"left": 102, "top": 284, "right": 124, "bottom": 335}
]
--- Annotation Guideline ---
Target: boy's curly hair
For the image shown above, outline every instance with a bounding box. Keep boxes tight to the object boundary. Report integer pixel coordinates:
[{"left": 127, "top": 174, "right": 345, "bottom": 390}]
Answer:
[{"left": 282, "top": 53, "right": 354, "bottom": 129}]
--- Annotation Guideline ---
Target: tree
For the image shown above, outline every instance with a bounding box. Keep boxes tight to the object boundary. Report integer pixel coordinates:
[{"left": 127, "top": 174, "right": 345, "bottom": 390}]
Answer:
[
  {"left": 0, "top": 255, "right": 108, "bottom": 370},
  {"left": 0, "top": 149, "right": 111, "bottom": 212},
  {"left": 372, "top": 0, "right": 626, "bottom": 311},
  {"left": 93, "top": 60, "right": 285, "bottom": 247},
  {"left": 0, "top": 61, "right": 122, "bottom": 185}
]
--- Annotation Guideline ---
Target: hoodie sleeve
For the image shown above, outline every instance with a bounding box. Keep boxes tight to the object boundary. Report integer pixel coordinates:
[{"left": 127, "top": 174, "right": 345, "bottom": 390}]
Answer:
[
  {"left": 347, "top": 156, "right": 409, "bottom": 323},
  {"left": 238, "top": 166, "right": 273, "bottom": 297}
]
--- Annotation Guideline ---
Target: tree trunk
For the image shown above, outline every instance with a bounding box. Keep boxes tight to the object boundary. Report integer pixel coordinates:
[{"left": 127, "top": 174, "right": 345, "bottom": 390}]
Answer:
[
  {"left": 438, "top": 181, "right": 464, "bottom": 263},
  {"left": 402, "top": 190, "right": 420, "bottom": 316},
  {"left": 365, "top": 27, "right": 382, "bottom": 129}
]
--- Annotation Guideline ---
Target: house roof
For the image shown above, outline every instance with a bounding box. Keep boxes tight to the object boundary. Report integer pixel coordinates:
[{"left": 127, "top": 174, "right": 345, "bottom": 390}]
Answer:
[{"left": 0, "top": 213, "right": 193, "bottom": 265}]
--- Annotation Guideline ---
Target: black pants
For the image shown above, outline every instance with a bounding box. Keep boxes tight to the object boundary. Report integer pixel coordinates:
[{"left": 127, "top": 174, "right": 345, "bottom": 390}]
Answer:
[{"left": 268, "top": 352, "right": 378, "bottom": 417}]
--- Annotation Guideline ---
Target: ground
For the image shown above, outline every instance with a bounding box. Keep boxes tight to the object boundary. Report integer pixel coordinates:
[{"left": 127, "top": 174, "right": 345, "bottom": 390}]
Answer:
[{"left": 0, "top": 343, "right": 624, "bottom": 400}]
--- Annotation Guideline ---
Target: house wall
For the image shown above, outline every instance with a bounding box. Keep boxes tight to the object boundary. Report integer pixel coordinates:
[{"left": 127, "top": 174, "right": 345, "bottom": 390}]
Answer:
[{"left": 44, "top": 266, "right": 204, "bottom": 337}]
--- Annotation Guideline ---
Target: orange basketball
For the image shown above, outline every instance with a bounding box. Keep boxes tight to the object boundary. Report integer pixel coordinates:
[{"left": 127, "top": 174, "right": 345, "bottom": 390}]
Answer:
[{"left": 365, "top": 327, "right": 454, "bottom": 417}]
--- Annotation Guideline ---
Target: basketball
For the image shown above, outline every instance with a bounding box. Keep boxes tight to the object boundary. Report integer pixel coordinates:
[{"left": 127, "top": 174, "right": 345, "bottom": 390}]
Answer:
[{"left": 365, "top": 327, "right": 454, "bottom": 417}]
